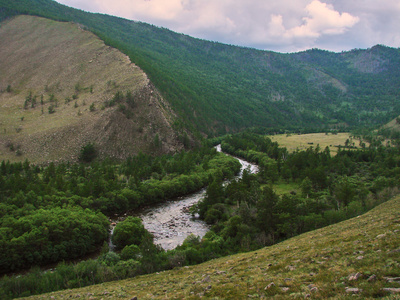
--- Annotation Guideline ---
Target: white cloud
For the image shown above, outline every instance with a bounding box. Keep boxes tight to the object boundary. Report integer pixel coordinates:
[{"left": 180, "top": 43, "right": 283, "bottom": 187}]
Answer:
[
  {"left": 56, "top": 0, "right": 399, "bottom": 52},
  {"left": 300, "top": 1, "right": 359, "bottom": 36}
]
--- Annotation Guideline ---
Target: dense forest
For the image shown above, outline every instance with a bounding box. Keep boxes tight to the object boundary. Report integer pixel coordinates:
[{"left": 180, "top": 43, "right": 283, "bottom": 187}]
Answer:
[
  {"left": 1, "top": 132, "right": 400, "bottom": 298},
  {"left": 1, "top": 0, "right": 400, "bottom": 136},
  {"left": 0, "top": 145, "right": 240, "bottom": 274}
]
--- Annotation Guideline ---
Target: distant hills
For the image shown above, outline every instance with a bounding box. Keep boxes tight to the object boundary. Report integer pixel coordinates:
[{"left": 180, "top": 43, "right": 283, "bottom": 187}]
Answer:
[{"left": 1, "top": 0, "right": 400, "bottom": 138}]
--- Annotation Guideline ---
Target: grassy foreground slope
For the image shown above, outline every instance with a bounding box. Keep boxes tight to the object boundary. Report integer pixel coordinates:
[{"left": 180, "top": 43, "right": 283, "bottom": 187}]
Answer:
[
  {"left": 25, "top": 195, "right": 400, "bottom": 299},
  {"left": 0, "top": 15, "right": 183, "bottom": 163}
]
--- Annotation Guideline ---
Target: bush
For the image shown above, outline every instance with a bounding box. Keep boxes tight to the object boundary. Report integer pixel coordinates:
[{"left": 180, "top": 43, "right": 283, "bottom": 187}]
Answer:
[
  {"left": 79, "top": 143, "right": 97, "bottom": 163},
  {"left": 111, "top": 217, "right": 149, "bottom": 250},
  {"left": 98, "top": 252, "right": 120, "bottom": 266},
  {"left": 121, "top": 244, "right": 140, "bottom": 260}
]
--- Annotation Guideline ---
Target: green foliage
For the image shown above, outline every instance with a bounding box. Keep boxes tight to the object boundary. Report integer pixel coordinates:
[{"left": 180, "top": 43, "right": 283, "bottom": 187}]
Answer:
[
  {"left": 0, "top": 145, "right": 239, "bottom": 277},
  {"left": 79, "top": 143, "right": 97, "bottom": 163},
  {"left": 111, "top": 217, "right": 149, "bottom": 250},
  {"left": 98, "top": 251, "right": 120, "bottom": 266},
  {"left": 48, "top": 105, "right": 55, "bottom": 114},
  {"left": 120, "top": 244, "right": 140, "bottom": 260},
  {"left": 0, "top": 206, "right": 108, "bottom": 273},
  {"left": 190, "top": 131, "right": 400, "bottom": 263}
]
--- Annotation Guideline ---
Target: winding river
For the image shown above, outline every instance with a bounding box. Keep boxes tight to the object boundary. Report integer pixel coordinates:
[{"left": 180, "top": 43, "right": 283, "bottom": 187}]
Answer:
[{"left": 126, "top": 145, "right": 258, "bottom": 250}]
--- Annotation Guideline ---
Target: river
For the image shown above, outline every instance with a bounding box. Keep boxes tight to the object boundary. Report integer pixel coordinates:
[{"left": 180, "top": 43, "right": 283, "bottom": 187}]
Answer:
[{"left": 126, "top": 145, "right": 258, "bottom": 250}]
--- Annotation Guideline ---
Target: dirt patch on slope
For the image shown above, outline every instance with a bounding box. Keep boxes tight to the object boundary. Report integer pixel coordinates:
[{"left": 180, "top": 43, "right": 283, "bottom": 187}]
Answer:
[{"left": 0, "top": 15, "right": 185, "bottom": 163}]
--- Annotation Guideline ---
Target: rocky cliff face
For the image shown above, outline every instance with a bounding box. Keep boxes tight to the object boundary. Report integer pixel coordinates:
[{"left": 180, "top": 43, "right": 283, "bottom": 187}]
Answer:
[{"left": 0, "top": 15, "right": 186, "bottom": 163}]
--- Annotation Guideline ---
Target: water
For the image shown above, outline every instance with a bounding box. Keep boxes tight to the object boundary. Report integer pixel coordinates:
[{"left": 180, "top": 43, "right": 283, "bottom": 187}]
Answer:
[
  {"left": 111, "top": 145, "right": 258, "bottom": 250},
  {"left": 136, "top": 189, "right": 208, "bottom": 250}
]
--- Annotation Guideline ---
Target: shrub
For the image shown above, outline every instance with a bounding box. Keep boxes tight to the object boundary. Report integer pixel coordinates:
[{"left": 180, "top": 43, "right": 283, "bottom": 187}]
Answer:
[
  {"left": 111, "top": 217, "right": 149, "bottom": 250},
  {"left": 79, "top": 143, "right": 97, "bottom": 163}
]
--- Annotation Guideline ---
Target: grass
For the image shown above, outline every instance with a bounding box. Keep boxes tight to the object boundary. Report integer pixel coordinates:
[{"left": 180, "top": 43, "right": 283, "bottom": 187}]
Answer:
[
  {"left": 272, "top": 180, "right": 299, "bottom": 196},
  {"left": 0, "top": 15, "right": 180, "bottom": 164},
  {"left": 268, "top": 133, "right": 367, "bottom": 155},
  {"left": 23, "top": 195, "right": 400, "bottom": 299}
]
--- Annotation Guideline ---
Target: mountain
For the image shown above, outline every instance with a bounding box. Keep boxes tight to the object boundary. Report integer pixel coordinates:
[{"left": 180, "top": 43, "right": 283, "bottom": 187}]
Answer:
[
  {"left": 22, "top": 194, "right": 400, "bottom": 299},
  {"left": 0, "top": 15, "right": 185, "bottom": 164},
  {"left": 1, "top": 0, "right": 400, "bottom": 138}
]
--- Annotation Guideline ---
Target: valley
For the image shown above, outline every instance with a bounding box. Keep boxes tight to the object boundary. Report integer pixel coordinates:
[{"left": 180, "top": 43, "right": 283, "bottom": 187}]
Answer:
[{"left": 0, "top": 1, "right": 400, "bottom": 299}]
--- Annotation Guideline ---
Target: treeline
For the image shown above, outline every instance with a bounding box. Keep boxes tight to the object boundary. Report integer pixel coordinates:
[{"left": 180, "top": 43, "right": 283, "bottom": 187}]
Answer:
[
  {"left": 176, "top": 132, "right": 400, "bottom": 258},
  {"left": 0, "top": 146, "right": 240, "bottom": 273}
]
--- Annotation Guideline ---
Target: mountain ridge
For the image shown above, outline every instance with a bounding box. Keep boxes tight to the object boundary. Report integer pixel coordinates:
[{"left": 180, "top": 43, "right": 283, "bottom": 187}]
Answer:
[{"left": 1, "top": 0, "right": 400, "bottom": 136}]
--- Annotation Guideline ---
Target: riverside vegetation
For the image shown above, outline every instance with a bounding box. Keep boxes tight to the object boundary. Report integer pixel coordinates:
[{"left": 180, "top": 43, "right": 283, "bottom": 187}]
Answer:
[
  {"left": 0, "top": 145, "right": 240, "bottom": 297},
  {"left": 1, "top": 130, "right": 400, "bottom": 298},
  {"left": 17, "top": 193, "right": 400, "bottom": 299}
]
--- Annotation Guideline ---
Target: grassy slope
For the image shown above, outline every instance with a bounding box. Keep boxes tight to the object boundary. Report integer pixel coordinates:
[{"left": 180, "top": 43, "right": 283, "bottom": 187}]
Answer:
[
  {"left": 25, "top": 195, "right": 400, "bottom": 299},
  {"left": 0, "top": 15, "right": 182, "bottom": 163}
]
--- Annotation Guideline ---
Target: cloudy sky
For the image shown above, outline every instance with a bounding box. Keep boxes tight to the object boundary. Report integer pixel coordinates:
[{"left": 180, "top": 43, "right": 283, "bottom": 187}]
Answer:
[{"left": 56, "top": 0, "right": 400, "bottom": 53}]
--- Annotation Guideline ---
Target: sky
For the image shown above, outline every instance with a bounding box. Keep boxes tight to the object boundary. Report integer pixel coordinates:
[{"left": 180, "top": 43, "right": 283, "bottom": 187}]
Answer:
[{"left": 55, "top": 0, "right": 400, "bottom": 53}]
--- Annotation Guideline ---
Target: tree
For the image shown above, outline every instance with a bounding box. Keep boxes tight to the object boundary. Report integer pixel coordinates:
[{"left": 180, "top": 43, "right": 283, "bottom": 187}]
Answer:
[
  {"left": 111, "top": 217, "right": 149, "bottom": 250},
  {"left": 256, "top": 186, "right": 278, "bottom": 243},
  {"left": 79, "top": 143, "right": 97, "bottom": 163},
  {"left": 333, "top": 177, "right": 356, "bottom": 209},
  {"left": 48, "top": 105, "right": 55, "bottom": 114}
]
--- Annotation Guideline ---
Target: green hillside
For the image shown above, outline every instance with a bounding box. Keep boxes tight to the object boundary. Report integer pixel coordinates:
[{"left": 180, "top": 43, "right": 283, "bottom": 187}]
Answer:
[{"left": 1, "top": 0, "right": 400, "bottom": 136}]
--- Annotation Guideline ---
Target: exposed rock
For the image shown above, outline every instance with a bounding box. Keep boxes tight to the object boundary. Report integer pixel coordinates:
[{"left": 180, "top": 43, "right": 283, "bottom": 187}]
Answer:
[
  {"left": 384, "top": 277, "right": 400, "bottom": 283},
  {"left": 264, "top": 282, "right": 275, "bottom": 290},
  {"left": 367, "top": 274, "right": 377, "bottom": 282},
  {"left": 356, "top": 256, "right": 364, "bottom": 260},
  {"left": 348, "top": 272, "right": 363, "bottom": 281},
  {"left": 382, "top": 288, "right": 400, "bottom": 294},
  {"left": 284, "top": 278, "right": 293, "bottom": 282},
  {"left": 308, "top": 284, "right": 318, "bottom": 292},
  {"left": 345, "top": 287, "right": 362, "bottom": 294},
  {"left": 281, "top": 287, "right": 290, "bottom": 292},
  {"left": 130, "top": 297, "right": 138, "bottom": 300},
  {"left": 201, "top": 275, "right": 211, "bottom": 283}
]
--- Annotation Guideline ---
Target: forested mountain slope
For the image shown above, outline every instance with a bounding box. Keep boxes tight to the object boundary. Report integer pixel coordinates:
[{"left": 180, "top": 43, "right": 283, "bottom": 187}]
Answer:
[
  {"left": 0, "top": 15, "right": 185, "bottom": 163},
  {"left": 1, "top": 0, "right": 400, "bottom": 137}
]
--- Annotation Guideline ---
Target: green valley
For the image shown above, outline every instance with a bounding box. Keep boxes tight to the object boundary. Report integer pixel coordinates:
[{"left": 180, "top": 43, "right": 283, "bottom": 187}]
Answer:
[{"left": 1, "top": 1, "right": 400, "bottom": 299}]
